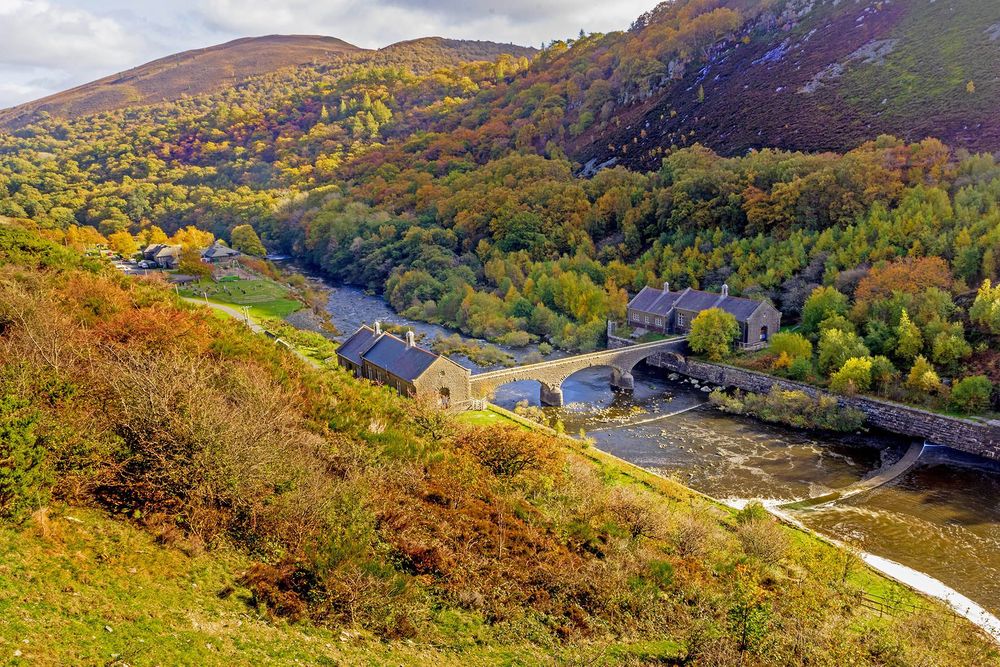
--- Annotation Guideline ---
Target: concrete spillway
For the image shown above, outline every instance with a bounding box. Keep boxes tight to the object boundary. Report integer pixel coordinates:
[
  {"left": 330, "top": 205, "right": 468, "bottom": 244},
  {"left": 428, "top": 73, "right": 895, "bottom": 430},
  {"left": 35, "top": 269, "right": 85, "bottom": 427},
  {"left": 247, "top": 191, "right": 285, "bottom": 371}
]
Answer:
[{"left": 780, "top": 440, "right": 926, "bottom": 510}]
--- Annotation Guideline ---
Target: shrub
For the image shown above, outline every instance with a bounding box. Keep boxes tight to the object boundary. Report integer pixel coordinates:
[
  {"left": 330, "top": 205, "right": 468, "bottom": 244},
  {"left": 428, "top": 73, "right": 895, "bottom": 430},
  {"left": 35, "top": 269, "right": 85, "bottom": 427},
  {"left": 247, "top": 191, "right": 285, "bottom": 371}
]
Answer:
[
  {"left": 786, "top": 356, "right": 814, "bottom": 381},
  {"left": 495, "top": 330, "right": 535, "bottom": 347},
  {"left": 768, "top": 332, "right": 812, "bottom": 364},
  {"left": 906, "top": 355, "right": 942, "bottom": 395},
  {"left": 688, "top": 307, "right": 740, "bottom": 361},
  {"left": 455, "top": 425, "right": 559, "bottom": 478},
  {"left": 736, "top": 517, "right": 788, "bottom": 566},
  {"left": 818, "top": 329, "right": 870, "bottom": 376},
  {"left": 829, "top": 357, "right": 873, "bottom": 395},
  {"left": 736, "top": 501, "right": 769, "bottom": 525},
  {"left": 949, "top": 376, "right": 993, "bottom": 414},
  {"left": 0, "top": 394, "right": 49, "bottom": 522},
  {"left": 710, "top": 386, "right": 865, "bottom": 432}
]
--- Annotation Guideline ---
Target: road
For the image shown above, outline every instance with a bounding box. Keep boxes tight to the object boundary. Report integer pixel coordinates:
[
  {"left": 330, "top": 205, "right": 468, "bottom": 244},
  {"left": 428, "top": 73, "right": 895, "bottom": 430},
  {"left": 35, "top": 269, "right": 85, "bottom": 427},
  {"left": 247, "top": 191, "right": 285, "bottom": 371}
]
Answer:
[
  {"left": 181, "top": 297, "right": 263, "bottom": 333},
  {"left": 181, "top": 296, "right": 323, "bottom": 368}
]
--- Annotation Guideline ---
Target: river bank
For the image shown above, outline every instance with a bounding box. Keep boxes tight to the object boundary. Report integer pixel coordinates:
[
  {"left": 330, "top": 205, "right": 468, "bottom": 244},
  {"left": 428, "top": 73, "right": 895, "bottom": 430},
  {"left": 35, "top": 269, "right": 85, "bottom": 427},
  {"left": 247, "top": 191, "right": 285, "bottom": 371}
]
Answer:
[{"left": 275, "top": 278, "right": 1000, "bottom": 625}]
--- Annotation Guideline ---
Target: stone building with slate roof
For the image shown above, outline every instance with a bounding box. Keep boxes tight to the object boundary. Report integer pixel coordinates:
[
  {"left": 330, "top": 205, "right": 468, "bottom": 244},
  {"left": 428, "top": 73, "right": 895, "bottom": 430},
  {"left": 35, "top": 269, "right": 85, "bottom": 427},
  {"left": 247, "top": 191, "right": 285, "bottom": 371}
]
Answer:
[
  {"left": 627, "top": 283, "right": 781, "bottom": 350},
  {"left": 141, "top": 243, "right": 182, "bottom": 269},
  {"left": 337, "top": 322, "right": 472, "bottom": 408},
  {"left": 201, "top": 241, "right": 241, "bottom": 266}
]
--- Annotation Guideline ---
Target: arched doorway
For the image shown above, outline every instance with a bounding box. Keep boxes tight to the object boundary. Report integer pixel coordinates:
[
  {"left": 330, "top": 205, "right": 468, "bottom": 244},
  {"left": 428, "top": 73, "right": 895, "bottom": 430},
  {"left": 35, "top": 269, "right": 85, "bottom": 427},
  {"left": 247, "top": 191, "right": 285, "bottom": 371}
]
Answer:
[
  {"left": 759, "top": 325, "right": 769, "bottom": 342},
  {"left": 439, "top": 387, "right": 451, "bottom": 409}
]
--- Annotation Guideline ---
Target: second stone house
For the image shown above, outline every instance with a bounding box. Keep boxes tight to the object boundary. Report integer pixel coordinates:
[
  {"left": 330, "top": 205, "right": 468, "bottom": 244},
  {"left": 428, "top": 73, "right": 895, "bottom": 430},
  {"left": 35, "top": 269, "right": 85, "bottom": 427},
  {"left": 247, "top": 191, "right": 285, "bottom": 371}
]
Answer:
[
  {"left": 627, "top": 283, "right": 781, "bottom": 351},
  {"left": 336, "top": 323, "right": 471, "bottom": 408}
]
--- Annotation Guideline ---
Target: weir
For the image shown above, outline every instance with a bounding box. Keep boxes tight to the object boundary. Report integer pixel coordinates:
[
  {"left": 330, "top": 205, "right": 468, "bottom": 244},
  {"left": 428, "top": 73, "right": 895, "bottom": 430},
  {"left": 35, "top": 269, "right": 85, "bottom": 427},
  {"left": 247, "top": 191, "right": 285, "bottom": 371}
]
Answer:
[{"left": 780, "top": 441, "right": 926, "bottom": 510}]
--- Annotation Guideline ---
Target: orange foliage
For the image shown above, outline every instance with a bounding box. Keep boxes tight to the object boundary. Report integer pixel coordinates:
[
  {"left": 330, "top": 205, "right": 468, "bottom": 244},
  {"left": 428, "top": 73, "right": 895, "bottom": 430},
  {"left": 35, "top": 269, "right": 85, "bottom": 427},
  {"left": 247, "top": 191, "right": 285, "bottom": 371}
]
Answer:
[{"left": 854, "top": 256, "right": 953, "bottom": 304}]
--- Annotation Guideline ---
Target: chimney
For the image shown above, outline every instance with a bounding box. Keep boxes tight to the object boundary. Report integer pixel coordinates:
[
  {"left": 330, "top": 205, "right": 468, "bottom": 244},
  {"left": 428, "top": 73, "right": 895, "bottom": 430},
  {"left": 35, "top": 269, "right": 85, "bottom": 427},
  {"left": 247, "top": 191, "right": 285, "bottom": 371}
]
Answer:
[
  {"left": 406, "top": 330, "right": 415, "bottom": 347},
  {"left": 663, "top": 281, "right": 670, "bottom": 293},
  {"left": 374, "top": 320, "right": 382, "bottom": 334},
  {"left": 721, "top": 284, "right": 729, "bottom": 297}
]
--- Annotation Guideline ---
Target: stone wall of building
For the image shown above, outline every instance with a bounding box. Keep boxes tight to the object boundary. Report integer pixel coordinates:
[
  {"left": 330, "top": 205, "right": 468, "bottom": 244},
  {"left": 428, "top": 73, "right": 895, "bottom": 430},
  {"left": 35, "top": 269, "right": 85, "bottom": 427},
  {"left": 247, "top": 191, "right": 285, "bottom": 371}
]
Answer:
[{"left": 644, "top": 352, "right": 1000, "bottom": 460}]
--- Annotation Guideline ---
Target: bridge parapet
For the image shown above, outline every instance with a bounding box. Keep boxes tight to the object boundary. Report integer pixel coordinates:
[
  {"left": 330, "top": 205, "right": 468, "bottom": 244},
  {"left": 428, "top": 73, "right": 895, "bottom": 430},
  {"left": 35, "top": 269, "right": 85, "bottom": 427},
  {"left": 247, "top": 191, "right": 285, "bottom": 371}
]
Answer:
[{"left": 468, "top": 336, "right": 686, "bottom": 406}]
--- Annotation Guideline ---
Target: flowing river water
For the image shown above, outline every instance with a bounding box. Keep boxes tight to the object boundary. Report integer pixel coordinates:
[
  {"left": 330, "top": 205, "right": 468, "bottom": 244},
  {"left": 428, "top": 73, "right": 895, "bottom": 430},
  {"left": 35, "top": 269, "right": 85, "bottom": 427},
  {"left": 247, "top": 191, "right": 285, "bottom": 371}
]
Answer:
[{"left": 317, "top": 281, "right": 1000, "bottom": 622}]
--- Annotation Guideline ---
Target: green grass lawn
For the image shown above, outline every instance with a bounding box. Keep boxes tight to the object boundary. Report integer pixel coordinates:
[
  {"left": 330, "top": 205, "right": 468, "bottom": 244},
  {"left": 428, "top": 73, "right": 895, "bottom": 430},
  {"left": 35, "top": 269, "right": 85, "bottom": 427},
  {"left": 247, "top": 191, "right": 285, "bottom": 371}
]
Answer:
[
  {"left": 454, "top": 409, "right": 520, "bottom": 427},
  {"left": 179, "top": 278, "right": 302, "bottom": 320}
]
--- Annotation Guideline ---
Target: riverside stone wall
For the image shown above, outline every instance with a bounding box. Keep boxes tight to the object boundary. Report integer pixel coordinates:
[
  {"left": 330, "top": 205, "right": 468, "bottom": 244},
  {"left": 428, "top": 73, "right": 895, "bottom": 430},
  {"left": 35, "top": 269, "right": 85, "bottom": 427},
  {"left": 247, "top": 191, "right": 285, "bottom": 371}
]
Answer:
[{"left": 645, "top": 352, "right": 1000, "bottom": 460}]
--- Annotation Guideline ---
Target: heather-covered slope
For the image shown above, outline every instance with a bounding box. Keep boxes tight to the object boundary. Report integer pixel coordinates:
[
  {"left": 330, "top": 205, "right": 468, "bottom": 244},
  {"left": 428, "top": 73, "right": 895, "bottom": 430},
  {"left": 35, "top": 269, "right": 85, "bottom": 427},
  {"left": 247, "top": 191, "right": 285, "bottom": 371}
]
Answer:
[{"left": 574, "top": 0, "right": 1000, "bottom": 169}]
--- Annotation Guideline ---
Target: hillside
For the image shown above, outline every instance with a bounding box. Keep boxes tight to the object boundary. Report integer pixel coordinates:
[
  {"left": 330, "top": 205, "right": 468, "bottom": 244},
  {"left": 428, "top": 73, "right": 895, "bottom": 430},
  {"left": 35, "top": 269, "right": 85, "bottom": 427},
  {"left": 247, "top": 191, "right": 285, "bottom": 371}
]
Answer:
[
  {"left": 0, "top": 222, "right": 998, "bottom": 664},
  {"left": 572, "top": 0, "right": 1000, "bottom": 168},
  {"left": 0, "top": 35, "right": 534, "bottom": 131}
]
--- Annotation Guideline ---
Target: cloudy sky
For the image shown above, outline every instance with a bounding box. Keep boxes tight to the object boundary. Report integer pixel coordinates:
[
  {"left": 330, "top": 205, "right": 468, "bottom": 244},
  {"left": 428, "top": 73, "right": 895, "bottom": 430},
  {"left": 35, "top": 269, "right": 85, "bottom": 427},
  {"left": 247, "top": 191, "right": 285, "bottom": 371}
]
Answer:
[{"left": 0, "top": 0, "right": 656, "bottom": 108}]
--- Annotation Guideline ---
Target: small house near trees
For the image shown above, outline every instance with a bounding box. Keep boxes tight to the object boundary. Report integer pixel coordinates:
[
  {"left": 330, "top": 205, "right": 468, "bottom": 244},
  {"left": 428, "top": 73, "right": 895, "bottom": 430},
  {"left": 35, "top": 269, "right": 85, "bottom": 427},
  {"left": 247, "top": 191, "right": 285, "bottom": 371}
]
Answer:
[
  {"left": 627, "top": 283, "right": 781, "bottom": 350},
  {"left": 201, "top": 241, "right": 241, "bottom": 267},
  {"left": 337, "top": 322, "right": 471, "bottom": 407}
]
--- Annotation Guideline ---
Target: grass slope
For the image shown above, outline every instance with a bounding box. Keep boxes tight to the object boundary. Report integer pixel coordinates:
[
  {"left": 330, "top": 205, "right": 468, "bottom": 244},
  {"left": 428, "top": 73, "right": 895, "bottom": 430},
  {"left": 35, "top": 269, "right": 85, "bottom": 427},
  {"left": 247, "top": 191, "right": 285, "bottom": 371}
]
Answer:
[{"left": 0, "top": 508, "right": 551, "bottom": 666}]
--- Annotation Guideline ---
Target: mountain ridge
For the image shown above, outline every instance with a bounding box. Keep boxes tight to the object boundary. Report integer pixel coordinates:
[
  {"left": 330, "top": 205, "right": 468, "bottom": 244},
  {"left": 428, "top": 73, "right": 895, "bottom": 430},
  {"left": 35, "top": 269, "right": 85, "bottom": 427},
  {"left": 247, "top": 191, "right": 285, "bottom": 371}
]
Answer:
[{"left": 0, "top": 34, "right": 534, "bottom": 130}]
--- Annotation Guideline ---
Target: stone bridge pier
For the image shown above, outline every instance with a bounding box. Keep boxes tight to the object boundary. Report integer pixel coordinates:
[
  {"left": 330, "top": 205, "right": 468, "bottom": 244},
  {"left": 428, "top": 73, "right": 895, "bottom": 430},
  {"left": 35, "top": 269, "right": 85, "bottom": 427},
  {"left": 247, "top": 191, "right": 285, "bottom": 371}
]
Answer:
[{"left": 467, "top": 336, "right": 687, "bottom": 408}]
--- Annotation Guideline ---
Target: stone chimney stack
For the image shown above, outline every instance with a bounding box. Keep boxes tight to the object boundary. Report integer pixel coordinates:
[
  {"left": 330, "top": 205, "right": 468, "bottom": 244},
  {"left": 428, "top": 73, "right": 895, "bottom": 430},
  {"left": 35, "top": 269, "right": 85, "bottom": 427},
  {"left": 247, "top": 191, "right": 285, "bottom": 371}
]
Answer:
[
  {"left": 663, "top": 281, "right": 670, "bottom": 293},
  {"left": 406, "top": 330, "right": 415, "bottom": 347},
  {"left": 374, "top": 320, "right": 382, "bottom": 334},
  {"left": 721, "top": 284, "right": 729, "bottom": 297}
]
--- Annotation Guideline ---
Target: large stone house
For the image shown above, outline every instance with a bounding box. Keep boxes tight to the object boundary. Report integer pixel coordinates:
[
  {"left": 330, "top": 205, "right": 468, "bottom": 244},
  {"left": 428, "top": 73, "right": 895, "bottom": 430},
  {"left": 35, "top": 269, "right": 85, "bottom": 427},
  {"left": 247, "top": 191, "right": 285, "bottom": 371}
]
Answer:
[
  {"left": 337, "top": 323, "right": 471, "bottom": 408},
  {"left": 141, "top": 244, "right": 182, "bottom": 269},
  {"left": 627, "top": 283, "right": 781, "bottom": 350}
]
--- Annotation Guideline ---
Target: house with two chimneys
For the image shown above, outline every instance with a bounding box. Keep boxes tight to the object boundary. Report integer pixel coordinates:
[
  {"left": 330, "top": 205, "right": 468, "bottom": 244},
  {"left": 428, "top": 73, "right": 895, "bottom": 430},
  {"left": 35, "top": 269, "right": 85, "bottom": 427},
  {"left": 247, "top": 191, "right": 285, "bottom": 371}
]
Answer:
[
  {"left": 627, "top": 282, "right": 781, "bottom": 351},
  {"left": 337, "top": 322, "right": 471, "bottom": 407}
]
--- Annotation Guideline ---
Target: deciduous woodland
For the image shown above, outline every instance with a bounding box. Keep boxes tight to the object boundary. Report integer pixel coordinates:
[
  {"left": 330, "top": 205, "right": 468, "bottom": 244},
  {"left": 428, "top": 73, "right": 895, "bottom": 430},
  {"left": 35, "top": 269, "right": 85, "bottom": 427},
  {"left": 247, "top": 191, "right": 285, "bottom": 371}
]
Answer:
[{"left": 2, "top": 2, "right": 998, "bottom": 413}]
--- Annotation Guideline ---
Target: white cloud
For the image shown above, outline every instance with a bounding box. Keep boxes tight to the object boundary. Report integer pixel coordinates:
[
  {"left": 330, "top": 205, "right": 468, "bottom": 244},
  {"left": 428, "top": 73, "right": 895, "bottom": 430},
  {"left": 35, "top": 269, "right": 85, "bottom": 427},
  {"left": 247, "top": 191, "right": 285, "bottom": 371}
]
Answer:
[{"left": 0, "top": 0, "right": 143, "bottom": 70}]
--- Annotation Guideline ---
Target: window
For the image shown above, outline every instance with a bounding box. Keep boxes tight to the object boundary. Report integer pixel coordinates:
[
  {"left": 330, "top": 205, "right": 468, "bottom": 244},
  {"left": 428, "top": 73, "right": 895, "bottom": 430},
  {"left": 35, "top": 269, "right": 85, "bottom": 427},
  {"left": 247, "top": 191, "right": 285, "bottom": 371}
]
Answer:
[
  {"left": 654, "top": 317, "right": 662, "bottom": 327},
  {"left": 677, "top": 313, "right": 686, "bottom": 327},
  {"left": 644, "top": 315, "right": 650, "bottom": 325}
]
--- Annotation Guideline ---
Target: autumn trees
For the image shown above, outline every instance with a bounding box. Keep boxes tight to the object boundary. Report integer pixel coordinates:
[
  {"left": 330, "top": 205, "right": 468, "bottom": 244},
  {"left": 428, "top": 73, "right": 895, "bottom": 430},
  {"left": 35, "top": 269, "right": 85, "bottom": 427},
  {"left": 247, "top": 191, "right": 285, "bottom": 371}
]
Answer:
[{"left": 688, "top": 308, "right": 739, "bottom": 361}]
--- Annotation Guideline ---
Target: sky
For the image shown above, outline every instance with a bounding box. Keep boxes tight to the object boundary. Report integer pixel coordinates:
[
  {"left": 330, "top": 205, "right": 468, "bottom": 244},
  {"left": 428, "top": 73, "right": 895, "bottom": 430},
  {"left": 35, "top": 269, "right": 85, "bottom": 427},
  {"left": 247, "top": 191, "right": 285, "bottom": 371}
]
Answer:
[{"left": 0, "top": 0, "right": 657, "bottom": 109}]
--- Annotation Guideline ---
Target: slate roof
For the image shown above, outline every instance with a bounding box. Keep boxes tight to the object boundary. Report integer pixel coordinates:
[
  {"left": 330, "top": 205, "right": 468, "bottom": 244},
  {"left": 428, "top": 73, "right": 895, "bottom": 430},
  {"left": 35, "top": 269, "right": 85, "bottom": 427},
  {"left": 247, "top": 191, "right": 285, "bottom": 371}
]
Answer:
[
  {"left": 143, "top": 243, "right": 181, "bottom": 260},
  {"left": 629, "top": 286, "right": 680, "bottom": 314},
  {"left": 361, "top": 333, "right": 439, "bottom": 381},
  {"left": 202, "top": 242, "right": 240, "bottom": 259},
  {"left": 337, "top": 325, "right": 379, "bottom": 366},
  {"left": 628, "top": 285, "right": 766, "bottom": 323}
]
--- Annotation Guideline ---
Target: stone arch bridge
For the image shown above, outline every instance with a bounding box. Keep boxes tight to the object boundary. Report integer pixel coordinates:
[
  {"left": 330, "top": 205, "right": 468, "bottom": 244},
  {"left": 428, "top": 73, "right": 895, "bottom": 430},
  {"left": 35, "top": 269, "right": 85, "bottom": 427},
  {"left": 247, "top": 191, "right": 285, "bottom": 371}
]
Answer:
[{"left": 468, "top": 336, "right": 687, "bottom": 407}]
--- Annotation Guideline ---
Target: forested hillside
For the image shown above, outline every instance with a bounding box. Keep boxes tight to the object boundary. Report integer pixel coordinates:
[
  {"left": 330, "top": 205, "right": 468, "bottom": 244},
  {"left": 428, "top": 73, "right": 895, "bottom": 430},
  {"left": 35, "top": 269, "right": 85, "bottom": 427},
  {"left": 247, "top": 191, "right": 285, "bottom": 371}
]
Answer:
[
  {"left": 0, "top": 0, "right": 998, "bottom": 405},
  {"left": 0, "top": 35, "right": 535, "bottom": 130}
]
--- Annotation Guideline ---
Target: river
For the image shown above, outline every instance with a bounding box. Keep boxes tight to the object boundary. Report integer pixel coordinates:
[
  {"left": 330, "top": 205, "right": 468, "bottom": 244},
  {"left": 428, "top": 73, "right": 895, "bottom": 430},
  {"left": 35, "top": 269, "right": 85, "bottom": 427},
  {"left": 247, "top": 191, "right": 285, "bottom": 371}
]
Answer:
[{"left": 318, "top": 281, "right": 1000, "bottom": 619}]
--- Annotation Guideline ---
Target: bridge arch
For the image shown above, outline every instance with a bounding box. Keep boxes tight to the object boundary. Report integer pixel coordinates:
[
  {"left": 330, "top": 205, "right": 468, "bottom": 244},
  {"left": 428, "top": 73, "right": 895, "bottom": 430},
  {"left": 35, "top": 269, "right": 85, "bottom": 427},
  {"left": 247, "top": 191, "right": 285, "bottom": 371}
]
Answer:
[{"left": 467, "top": 337, "right": 686, "bottom": 407}]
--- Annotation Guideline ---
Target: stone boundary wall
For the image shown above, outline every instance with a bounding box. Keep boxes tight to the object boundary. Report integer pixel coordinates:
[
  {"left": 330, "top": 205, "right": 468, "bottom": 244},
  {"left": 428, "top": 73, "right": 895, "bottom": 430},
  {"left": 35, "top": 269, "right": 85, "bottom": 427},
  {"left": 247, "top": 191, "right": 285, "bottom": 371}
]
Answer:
[{"left": 608, "top": 333, "right": 1000, "bottom": 460}]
